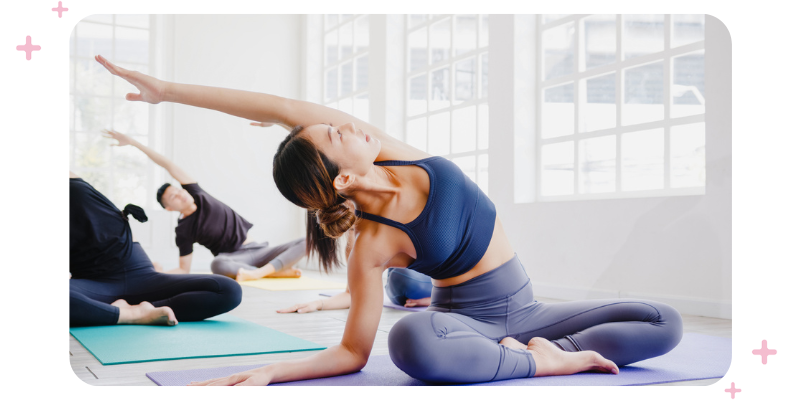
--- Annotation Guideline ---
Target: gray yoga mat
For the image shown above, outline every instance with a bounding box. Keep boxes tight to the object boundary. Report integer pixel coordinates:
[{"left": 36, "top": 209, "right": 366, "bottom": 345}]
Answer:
[
  {"left": 70, "top": 314, "right": 325, "bottom": 365},
  {"left": 146, "top": 332, "right": 730, "bottom": 386}
]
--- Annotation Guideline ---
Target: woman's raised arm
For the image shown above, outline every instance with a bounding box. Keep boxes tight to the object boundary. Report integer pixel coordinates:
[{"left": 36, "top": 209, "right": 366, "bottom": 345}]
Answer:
[{"left": 95, "top": 55, "right": 405, "bottom": 148}]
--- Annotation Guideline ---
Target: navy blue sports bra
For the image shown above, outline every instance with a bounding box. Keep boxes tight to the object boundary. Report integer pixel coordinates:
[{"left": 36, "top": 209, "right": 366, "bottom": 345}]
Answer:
[{"left": 355, "top": 156, "right": 496, "bottom": 280}]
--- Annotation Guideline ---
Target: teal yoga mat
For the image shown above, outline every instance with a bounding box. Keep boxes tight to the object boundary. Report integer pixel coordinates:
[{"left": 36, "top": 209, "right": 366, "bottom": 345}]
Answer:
[{"left": 70, "top": 314, "right": 326, "bottom": 365}]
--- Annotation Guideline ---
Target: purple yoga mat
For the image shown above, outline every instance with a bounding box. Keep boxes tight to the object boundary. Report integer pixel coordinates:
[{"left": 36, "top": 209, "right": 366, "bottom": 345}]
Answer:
[
  {"left": 146, "top": 332, "right": 730, "bottom": 386},
  {"left": 319, "top": 291, "right": 427, "bottom": 312}
]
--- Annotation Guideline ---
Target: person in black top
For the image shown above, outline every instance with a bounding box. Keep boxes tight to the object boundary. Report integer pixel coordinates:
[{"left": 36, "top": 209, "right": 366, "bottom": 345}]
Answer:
[
  {"left": 102, "top": 129, "right": 306, "bottom": 281},
  {"left": 69, "top": 171, "right": 242, "bottom": 327}
]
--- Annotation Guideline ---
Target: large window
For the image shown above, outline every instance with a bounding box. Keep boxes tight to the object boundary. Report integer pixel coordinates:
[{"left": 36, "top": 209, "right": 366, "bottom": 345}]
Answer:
[
  {"left": 534, "top": 14, "right": 705, "bottom": 200},
  {"left": 69, "top": 15, "right": 161, "bottom": 209},
  {"left": 323, "top": 14, "right": 370, "bottom": 121},
  {"left": 405, "top": 15, "right": 490, "bottom": 194}
]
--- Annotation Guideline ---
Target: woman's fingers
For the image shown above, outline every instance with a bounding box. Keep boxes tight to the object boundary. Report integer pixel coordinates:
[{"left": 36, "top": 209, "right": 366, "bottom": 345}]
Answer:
[
  {"left": 126, "top": 93, "right": 144, "bottom": 102},
  {"left": 276, "top": 304, "right": 300, "bottom": 313}
]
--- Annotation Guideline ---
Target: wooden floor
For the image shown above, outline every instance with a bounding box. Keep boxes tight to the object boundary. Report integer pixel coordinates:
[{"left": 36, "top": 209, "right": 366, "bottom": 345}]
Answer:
[{"left": 69, "top": 268, "right": 731, "bottom": 386}]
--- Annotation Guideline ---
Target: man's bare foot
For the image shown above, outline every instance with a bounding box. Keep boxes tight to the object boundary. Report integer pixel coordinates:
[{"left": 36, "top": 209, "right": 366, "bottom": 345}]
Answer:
[
  {"left": 266, "top": 268, "right": 302, "bottom": 278},
  {"left": 116, "top": 301, "right": 178, "bottom": 326},
  {"left": 404, "top": 297, "right": 432, "bottom": 307},
  {"left": 526, "top": 337, "right": 618, "bottom": 376}
]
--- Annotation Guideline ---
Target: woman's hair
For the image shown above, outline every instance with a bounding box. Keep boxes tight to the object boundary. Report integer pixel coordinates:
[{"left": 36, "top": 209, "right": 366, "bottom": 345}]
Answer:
[{"left": 273, "top": 125, "right": 357, "bottom": 273}]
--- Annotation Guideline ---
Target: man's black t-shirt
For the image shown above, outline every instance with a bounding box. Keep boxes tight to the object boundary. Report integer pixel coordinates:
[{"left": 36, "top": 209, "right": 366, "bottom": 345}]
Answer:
[
  {"left": 70, "top": 178, "right": 132, "bottom": 279},
  {"left": 175, "top": 183, "right": 253, "bottom": 257}
]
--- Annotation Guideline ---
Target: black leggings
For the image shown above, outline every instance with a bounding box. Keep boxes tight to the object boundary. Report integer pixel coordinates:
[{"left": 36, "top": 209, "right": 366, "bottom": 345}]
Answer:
[{"left": 70, "top": 243, "right": 242, "bottom": 327}]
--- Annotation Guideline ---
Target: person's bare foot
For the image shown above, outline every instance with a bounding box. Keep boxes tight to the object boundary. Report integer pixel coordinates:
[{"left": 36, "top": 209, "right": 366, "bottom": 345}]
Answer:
[
  {"left": 266, "top": 268, "right": 302, "bottom": 278},
  {"left": 236, "top": 268, "right": 264, "bottom": 282},
  {"left": 404, "top": 297, "right": 431, "bottom": 307},
  {"left": 116, "top": 301, "right": 178, "bottom": 326},
  {"left": 525, "top": 337, "right": 618, "bottom": 376},
  {"left": 152, "top": 261, "right": 164, "bottom": 273},
  {"left": 499, "top": 336, "right": 528, "bottom": 350}
]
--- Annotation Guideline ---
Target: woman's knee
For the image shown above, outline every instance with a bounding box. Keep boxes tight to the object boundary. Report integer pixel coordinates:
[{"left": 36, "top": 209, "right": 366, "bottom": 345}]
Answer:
[
  {"left": 213, "top": 276, "right": 243, "bottom": 312},
  {"left": 210, "top": 257, "right": 235, "bottom": 278},
  {"left": 388, "top": 313, "right": 441, "bottom": 377}
]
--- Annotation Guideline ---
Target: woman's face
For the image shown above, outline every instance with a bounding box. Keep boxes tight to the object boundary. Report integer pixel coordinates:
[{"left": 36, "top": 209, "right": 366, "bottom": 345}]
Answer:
[{"left": 302, "top": 122, "right": 381, "bottom": 178}]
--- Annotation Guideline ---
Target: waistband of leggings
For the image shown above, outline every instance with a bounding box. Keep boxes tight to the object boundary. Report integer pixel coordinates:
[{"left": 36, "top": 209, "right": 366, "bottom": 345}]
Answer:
[{"left": 430, "top": 254, "right": 529, "bottom": 307}]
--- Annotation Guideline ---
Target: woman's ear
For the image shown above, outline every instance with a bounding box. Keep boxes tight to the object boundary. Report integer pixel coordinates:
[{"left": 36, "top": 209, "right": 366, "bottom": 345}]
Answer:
[{"left": 333, "top": 173, "right": 356, "bottom": 192}]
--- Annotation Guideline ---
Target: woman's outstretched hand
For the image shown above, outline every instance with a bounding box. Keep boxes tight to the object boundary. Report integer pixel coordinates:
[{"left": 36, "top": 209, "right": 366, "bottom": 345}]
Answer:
[
  {"left": 101, "top": 129, "right": 134, "bottom": 146},
  {"left": 188, "top": 366, "right": 273, "bottom": 386},
  {"left": 95, "top": 55, "right": 166, "bottom": 104},
  {"left": 276, "top": 299, "right": 324, "bottom": 314}
]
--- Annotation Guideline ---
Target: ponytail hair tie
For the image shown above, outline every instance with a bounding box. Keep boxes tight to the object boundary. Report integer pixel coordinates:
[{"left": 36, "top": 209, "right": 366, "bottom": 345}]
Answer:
[{"left": 122, "top": 204, "right": 148, "bottom": 223}]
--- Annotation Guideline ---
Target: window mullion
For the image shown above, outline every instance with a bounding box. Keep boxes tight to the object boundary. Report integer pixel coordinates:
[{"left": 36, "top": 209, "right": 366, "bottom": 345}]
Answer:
[
  {"left": 615, "top": 14, "right": 623, "bottom": 194},
  {"left": 663, "top": 15, "right": 672, "bottom": 190}
]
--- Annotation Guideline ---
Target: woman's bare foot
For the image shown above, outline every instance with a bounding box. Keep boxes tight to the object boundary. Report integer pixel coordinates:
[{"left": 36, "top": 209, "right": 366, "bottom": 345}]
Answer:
[
  {"left": 266, "top": 268, "right": 302, "bottom": 278},
  {"left": 526, "top": 337, "right": 618, "bottom": 376},
  {"left": 116, "top": 301, "right": 178, "bottom": 326},
  {"left": 499, "top": 336, "right": 529, "bottom": 350},
  {"left": 404, "top": 297, "right": 431, "bottom": 307}
]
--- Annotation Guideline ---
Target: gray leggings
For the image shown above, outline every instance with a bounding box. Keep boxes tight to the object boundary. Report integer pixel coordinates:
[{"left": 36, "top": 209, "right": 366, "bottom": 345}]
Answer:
[
  {"left": 388, "top": 254, "right": 683, "bottom": 383},
  {"left": 210, "top": 238, "right": 306, "bottom": 278}
]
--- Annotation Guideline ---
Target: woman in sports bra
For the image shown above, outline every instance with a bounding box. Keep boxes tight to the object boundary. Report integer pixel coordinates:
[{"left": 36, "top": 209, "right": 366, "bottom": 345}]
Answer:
[{"left": 97, "top": 55, "right": 683, "bottom": 385}]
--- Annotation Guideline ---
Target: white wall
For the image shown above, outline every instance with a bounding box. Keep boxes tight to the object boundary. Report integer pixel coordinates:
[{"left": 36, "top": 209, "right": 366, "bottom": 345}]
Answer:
[
  {"left": 490, "top": 16, "right": 731, "bottom": 318},
  {"left": 141, "top": 15, "right": 305, "bottom": 270}
]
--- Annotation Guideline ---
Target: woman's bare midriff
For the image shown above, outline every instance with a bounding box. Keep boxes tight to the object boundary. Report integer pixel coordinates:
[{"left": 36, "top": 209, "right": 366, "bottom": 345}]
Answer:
[{"left": 432, "top": 216, "right": 516, "bottom": 288}]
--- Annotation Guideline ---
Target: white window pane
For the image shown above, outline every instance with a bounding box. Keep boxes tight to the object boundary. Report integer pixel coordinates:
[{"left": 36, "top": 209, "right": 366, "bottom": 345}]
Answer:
[
  {"left": 454, "top": 58, "right": 475, "bottom": 104},
  {"left": 579, "top": 136, "right": 616, "bottom": 194},
  {"left": 355, "top": 16, "right": 369, "bottom": 53},
  {"left": 671, "top": 123, "right": 705, "bottom": 188},
  {"left": 325, "top": 14, "right": 339, "bottom": 29},
  {"left": 478, "top": 103, "right": 489, "bottom": 150},
  {"left": 354, "top": 94, "right": 369, "bottom": 122},
  {"left": 672, "top": 51, "right": 705, "bottom": 118},
  {"left": 541, "top": 141, "right": 575, "bottom": 196},
  {"left": 113, "top": 100, "right": 149, "bottom": 135},
  {"left": 114, "top": 63, "right": 148, "bottom": 98},
  {"left": 454, "top": 15, "right": 477, "bottom": 56},
  {"left": 579, "top": 73, "right": 616, "bottom": 133},
  {"left": 430, "top": 67, "right": 450, "bottom": 111},
  {"left": 542, "top": 22, "right": 575, "bottom": 80},
  {"left": 75, "top": 170, "right": 112, "bottom": 201},
  {"left": 74, "top": 96, "right": 112, "bottom": 132},
  {"left": 408, "top": 28, "right": 428, "bottom": 72},
  {"left": 623, "top": 15, "right": 664, "bottom": 60},
  {"left": 406, "top": 117, "right": 427, "bottom": 151},
  {"left": 542, "top": 83, "right": 574, "bottom": 139},
  {"left": 341, "top": 62, "right": 353, "bottom": 96},
  {"left": 543, "top": 15, "right": 569, "bottom": 24},
  {"left": 583, "top": 14, "right": 616, "bottom": 71},
  {"left": 407, "top": 74, "right": 427, "bottom": 116},
  {"left": 75, "top": 22, "right": 113, "bottom": 58},
  {"left": 452, "top": 155, "right": 477, "bottom": 182},
  {"left": 341, "top": 14, "right": 354, "bottom": 20},
  {"left": 356, "top": 55, "right": 369, "bottom": 91},
  {"left": 409, "top": 15, "right": 426, "bottom": 29},
  {"left": 340, "top": 22, "right": 354, "bottom": 58},
  {"left": 325, "top": 68, "right": 338, "bottom": 101},
  {"left": 477, "top": 154, "right": 489, "bottom": 194},
  {"left": 115, "top": 26, "right": 149, "bottom": 64},
  {"left": 70, "top": 95, "right": 75, "bottom": 130},
  {"left": 623, "top": 62, "right": 664, "bottom": 125},
  {"left": 325, "top": 30, "right": 338, "bottom": 65},
  {"left": 451, "top": 106, "right": 476, "bottom": 153},
  {"left": 479, "top": 15, "right": 489, "bottom": 48},
  {"left": 428, "top": 112, "right": 450, "bottom": 156},
  {"left": 430, "top": 18, "right": 451, "bottom": 64},
  {"left": 113, "top": 168, "right": 148, "bottom": 208},
  {"left": 622, "top": 129, "right": 664, "bottom": 191},
  {"left": 83, "top": 14, "right": 113, "bottom": 24},
  {"left": 74, "top": 132, "right": 112, "bottom": 168},
  {"left": 338, "top": 97, "right": 353, "bottom": 115},
  {"left": 480, "top": 53, "right": 488, "bottom": 99},
  {"left": 672, "top": 14, "right": 705, "bottom": 48},
  {"left": 75, "top": 58, "right": 113, "bottom": 96},
  {"left": 116, "top": 14, "right": 149, "bottom": 29}
]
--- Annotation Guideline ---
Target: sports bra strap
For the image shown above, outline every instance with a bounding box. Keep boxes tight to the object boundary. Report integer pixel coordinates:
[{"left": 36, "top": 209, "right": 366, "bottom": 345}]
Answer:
[
  {"left": 372, "top": 156, "right": 438, "bottom": 167},
  {"left": 354, "top": 209, "right": 406, "bottom": 230}
]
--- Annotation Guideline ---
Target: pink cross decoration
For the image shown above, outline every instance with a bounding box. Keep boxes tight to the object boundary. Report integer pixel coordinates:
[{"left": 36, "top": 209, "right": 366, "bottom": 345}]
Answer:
[
  {"left": 16, "top": 36, "right": 41, "bottom": 61},
  {"left": 52, "top": 2, "right": 69, "bottom": 18},
  {"left": 725, "top": 382, "right": 741, "bottom": 399},
  {"left": 752, "top": 339, "right": 777, "bottom": 364}
]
